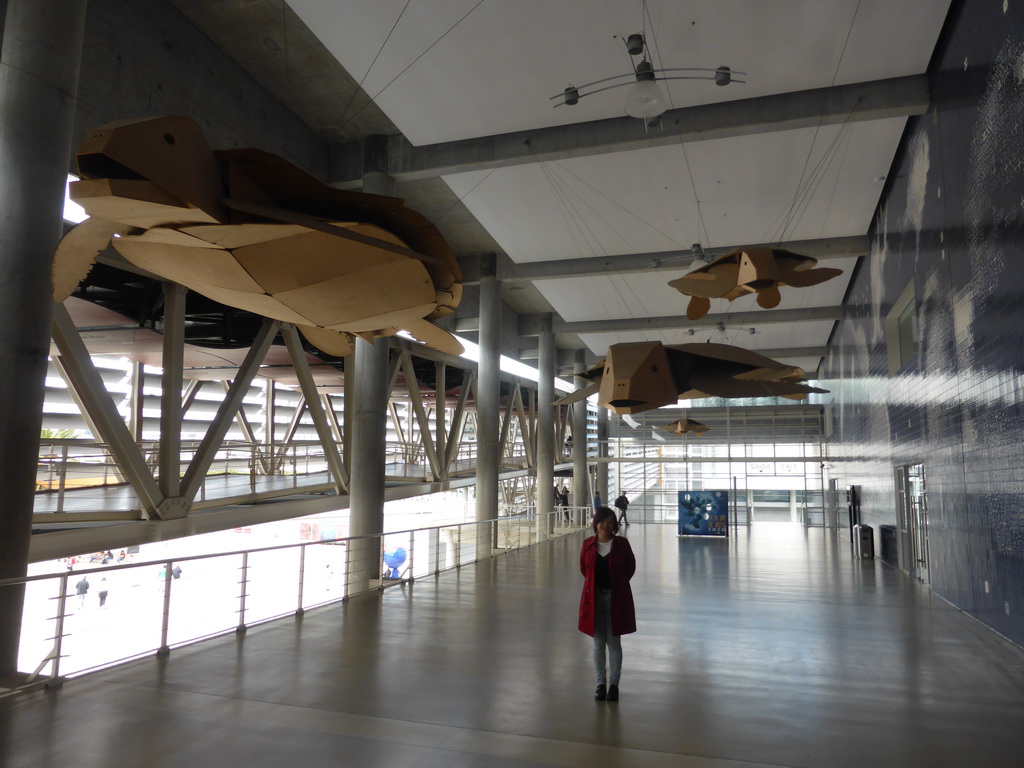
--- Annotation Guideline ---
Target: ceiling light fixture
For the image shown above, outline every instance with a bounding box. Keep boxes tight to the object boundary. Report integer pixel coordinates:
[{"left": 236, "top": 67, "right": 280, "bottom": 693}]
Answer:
[
  {"left": 688, "top": 242, "right": 710, "bottom": 271},
  {"left": 551, "top": 33, "right": 743, "bottom": 120}
]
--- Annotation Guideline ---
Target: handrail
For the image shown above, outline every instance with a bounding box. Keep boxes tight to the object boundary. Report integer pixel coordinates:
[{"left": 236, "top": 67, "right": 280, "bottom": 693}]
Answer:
[{"left": 0, "top": 508, "right": 589, "bottom": 697}]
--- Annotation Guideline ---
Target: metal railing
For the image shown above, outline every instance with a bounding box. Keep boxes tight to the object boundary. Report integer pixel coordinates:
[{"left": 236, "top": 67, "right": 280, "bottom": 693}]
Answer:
[
  {"left": 1, "top": 508, "right": 590, "bottom": 697},
  {"left": 35, "top": 439, "right": 511, "bottom": 513}
]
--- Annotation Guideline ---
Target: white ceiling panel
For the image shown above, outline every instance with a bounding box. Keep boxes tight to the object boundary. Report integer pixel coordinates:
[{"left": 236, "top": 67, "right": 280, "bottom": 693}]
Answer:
[
  {"left": 443, "top": 120, "right": 905, "bottom": 264},
  {"left": 277, "top": 0, "right": 950, "bottom": 374},
  {"left": 290, "top": 0, "right": 950, "bottom": 145}
]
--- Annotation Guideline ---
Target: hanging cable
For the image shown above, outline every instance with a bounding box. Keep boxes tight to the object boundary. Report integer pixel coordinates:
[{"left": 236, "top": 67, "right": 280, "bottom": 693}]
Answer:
[
  {"left": 770, "top": 0, "right": 863, "bottom": 246},
  {"left": 341, "top": 0, "right": 488, "bottom": 129},
  {"left": 337, "top": 0, "right": 412, "bottom": 125}
]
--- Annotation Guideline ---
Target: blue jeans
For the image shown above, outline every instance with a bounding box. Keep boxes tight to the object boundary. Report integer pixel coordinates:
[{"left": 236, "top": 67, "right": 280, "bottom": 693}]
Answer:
[{"left": 593, "top": 589, "right": 622, "bottom": 686}]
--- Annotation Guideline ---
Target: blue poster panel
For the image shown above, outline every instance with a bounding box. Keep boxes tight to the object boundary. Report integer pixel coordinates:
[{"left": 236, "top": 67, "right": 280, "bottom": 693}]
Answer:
[{"left": 678, "top": 491, "right": 729, "bottom": 536}]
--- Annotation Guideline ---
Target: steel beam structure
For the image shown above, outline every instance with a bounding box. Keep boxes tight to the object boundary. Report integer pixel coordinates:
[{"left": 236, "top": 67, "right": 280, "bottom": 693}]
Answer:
[
  {"left": 281, "top": 324, "right": 349, "bottom": 493},
  {"left": 180, "top": 319, "right": 279, "bottom": 503},
  {"left": 51, "top": 304, "right": 164, "bottom": 518},
  {"left": 331, "top": 76, "right": 929, "bottom": 185},
  {"left": 457, "top": 236, "right": 868, "bottom": 285}
]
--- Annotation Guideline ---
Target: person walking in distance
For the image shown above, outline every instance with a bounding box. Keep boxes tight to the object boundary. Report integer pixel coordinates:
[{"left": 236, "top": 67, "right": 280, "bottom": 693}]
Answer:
[
  {"left": 98, "top": 578, "right": 109, "bottom": 608},
  {"left": 614, "top": 491, "right": 630, "bottom": 526},
  {"left": 578, "top": 507, "right": 636, "bottom": 702},
  {"left": 75, "top": 575, "right": 90, "bottom": 608}
]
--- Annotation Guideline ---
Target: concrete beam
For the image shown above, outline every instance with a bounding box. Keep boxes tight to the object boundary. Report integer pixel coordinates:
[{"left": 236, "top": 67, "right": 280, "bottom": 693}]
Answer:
[
  {"left": 458, "top": 236, "right": 867, "bottom": 284},
  {"left": 519, "top": 345, "right": 828, "bottom": 361},
  {"left": 517, "top": 306, "right": 843, "bottom": 336},
  {"left": 330, "top": 76, "right": 928, "bottom": 186}
]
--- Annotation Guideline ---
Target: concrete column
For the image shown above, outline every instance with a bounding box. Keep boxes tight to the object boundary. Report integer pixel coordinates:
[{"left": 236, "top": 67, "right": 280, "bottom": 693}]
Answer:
[
  {"left": 475, "top": 254, "right": 501, "bottom": 557},
  {"left": 129, "top": 362, "right": 145, "bottom": 441},
  {"left": 345, "top": 168, "right": 396, "bottom": 590},
  {"left": 535, "top": 315, "right": 555, "bottom": 540},
  {"left": 0, "top": 0, "right": 87, "bottom": 681},
  {"left": 597, "top": 406, "right": 609, "bottom": 510},
  {"left": 159, "top": 283, "right": 186, "bottom": 500},
  {"left": 572, "top": 350, "right": 589, "bottom": 522},
  {"left": 347, "top": 337, "right": 390, "bottom": 591}
]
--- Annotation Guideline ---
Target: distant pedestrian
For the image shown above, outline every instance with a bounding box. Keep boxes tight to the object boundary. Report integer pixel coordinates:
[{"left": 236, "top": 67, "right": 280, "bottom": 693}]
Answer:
[
  {"left": 98, "top": 578, "right": 109, "bottom": 608},
  {"left": 560, "top": 487, "right": 570, "bottom": 523},
  {"left": 614, "top": 491, "right": 630, "bottom": 527},
  {"left": 75, "top": 576, "right": 90, "bottom": 608},
  {"left": 172, "top": 565, "right": 182, "bottom": 580}
]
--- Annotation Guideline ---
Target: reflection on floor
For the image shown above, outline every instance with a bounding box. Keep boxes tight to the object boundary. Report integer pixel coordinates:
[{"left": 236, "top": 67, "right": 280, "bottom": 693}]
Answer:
[{"left": 2, "top": 523, "right": 1023, "bottom": 768}]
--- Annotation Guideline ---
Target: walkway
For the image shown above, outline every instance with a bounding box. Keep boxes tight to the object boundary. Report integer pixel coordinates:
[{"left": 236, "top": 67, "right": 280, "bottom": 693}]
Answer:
[{"left": 2, "top": 524, "right": 1023, "bottom": 767}]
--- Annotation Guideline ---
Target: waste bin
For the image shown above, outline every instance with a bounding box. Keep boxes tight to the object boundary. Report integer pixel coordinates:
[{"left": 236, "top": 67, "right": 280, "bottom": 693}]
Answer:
[
  {"left": 853, "top": 523, "right": 874, "bottom": 559},
  {"left": 879, "top": 525, "right": 897, "bottom": 567}
]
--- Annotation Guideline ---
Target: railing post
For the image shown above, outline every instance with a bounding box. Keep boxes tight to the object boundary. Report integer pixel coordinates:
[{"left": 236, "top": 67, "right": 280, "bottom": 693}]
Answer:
[
  {"left": 56, "top": 443, "right": 68, "bottom": 514},
  {"left": 237, "top": 552, "right": 249, "bottom": 634},
  {"left": 435, "top": 528, "right": 441, "bottom": 575},
  {"left": 342, "top": 541, "right": 350, "bottom": 600},
  {"left": 408, "top": 533, "right": 415, "bottom": 582},
  {"left": 296, "top": 544, "right": 306, "bottom": 616},
  {"left": 158, "top": 561, "right": 173, "bottom": 655},
  {"left": 50, "top": 574, "right": 71, "bottom": 682}
]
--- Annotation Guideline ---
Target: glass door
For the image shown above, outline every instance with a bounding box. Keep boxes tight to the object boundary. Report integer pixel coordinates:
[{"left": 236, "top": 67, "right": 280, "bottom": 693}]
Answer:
[{"left": 897, "top": 464, "right": 929, "bottom": 582}]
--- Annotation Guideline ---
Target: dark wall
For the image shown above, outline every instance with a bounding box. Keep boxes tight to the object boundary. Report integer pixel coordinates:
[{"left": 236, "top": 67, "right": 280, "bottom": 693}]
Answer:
[
  {"left": 822, "top": 0, "right": 1024, "bottom": 646},
  {"left": 75, "top": 0, "right": 328, "bottom": 177}
]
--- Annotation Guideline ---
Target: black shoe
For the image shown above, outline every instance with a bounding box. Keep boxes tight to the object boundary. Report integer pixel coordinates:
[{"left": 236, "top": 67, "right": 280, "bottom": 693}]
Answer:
[
  {"left": 607, "top": 684, "right": 619, "bottom": 701},
  {"left": 595, "top": 684, "right": 607, "bottom": 701}
]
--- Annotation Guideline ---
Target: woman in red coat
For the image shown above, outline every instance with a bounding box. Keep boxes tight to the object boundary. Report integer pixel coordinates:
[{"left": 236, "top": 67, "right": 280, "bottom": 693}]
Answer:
[{"left": 578, "top": 506, "right": 636, "bottom": 701}]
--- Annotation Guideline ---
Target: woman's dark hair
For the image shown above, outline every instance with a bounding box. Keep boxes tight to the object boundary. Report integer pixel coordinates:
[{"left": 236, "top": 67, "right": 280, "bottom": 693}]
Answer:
[{"left": 592, "top": 506, "right": 619, "bottom": 534}]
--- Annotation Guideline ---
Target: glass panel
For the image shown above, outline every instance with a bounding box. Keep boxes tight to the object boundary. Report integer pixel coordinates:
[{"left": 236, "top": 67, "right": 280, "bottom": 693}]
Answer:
[
  {"left": 165, "top": 554, "right": 243, "bottom": 646},
  {"left": 301, "top": 542, "right": 347, "bottom": 608},
  {"left": 60, "top": 565, "right": 164, "bottom": 674},
  {"left": 15, "top": 577, "right": 63, "bottom": 677},
  {"left": 245, "top": 548, "right": 301, "bottom": 624}
]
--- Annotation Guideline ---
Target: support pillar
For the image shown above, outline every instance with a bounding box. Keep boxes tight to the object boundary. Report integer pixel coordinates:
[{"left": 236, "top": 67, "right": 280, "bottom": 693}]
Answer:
[
  {"left": 345, "top": 166, "right": 396, "bottom": 590},
  {"left": 535, "top": 315, "right": 555, "bottom": 540},
  {"left": 572, "top": 350, "right": 589, "bottom": 521},
  {"left": 0, "top": 0, "right": 87, "bottom": 681},
  {"left": 347, "top": 337, "right": 390, "bottom": 591},
  {"left": 597, "top": 406, "right": 609, "bottom": 510},
  {"left": 159, "top": 283, "right": 186, "bottom": 500},
  {"left": 475, "top": 254, "right": 501, "bottom": 558}
]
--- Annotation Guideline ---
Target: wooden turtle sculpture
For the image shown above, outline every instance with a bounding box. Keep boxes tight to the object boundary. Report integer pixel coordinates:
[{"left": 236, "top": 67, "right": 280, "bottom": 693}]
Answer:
[
  {"left": 53, "top": 116, "right": 463, "bottom": 357},
  {"left": 668, "top": 246, "right": 842, "bottom": 320},
  {"left": 555, "top": 340, "right": 827, "bottom": 415}
]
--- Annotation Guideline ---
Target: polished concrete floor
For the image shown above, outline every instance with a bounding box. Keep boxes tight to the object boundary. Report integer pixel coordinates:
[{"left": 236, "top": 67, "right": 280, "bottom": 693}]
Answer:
[{"left": 2, "top": 523, "right": 1023, "bottom": 767}]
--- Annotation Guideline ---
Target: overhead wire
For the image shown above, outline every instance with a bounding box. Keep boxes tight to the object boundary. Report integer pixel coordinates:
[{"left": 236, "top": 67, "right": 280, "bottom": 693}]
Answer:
[
  {"left": 642, "top": 6, "right": 712, "bottom": 259},
  {"left": 771, "top": 0, "right": 863, "bottom": 246},
  {"left": 433, "top": 158, "right": 510, "bottom": 224},
  {"left": 544, "top": 159, "right": 689, "bottom": 250},
  {"left": 341, "top": 0, "right": 488, "bottom": 129},
  {"left": 337, "top": 0, "right": 412, "bottom": 126}
]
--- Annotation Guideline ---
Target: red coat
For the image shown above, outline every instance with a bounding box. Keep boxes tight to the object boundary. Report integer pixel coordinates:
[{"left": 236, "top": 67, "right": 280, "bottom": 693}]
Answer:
[{"left": 578, "top": 535, "right": 637, "bottom": 637}]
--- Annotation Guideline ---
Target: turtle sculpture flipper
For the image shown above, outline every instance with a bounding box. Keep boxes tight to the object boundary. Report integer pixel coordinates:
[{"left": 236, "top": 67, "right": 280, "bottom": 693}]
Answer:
[
  {"left": 52, "top": 115, "right": 464, "bottom": 357},
  {"left": 52, "top": 218, "right": 134, "bottom": 303}
]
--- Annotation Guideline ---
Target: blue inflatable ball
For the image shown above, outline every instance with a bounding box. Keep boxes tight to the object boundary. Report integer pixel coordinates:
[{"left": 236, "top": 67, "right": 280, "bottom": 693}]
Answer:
[{"left": 383, "top": 547, "right": 407, "bottom": 570}]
